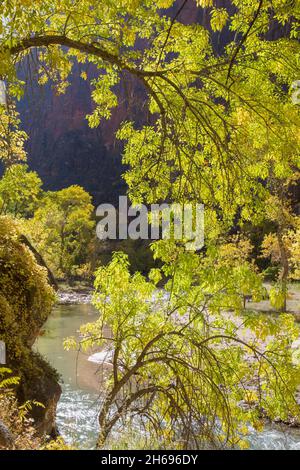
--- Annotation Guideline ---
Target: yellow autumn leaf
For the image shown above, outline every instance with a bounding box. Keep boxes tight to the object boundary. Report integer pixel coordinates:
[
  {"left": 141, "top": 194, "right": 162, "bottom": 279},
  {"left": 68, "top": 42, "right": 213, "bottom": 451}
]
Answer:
[
  {"left": 196, "top": 0, "right": 214, "bottom": 7},
  {"left": 210, "top": 8, "right": 229, "bottom": 32}
]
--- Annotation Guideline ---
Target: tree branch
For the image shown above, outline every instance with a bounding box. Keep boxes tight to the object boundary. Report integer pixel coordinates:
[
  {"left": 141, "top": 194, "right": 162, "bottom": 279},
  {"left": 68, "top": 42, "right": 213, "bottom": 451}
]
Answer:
[
  {"left": 226, "top": 0, "right": 264, "bottom": 85},
  {"left": 8, "top": 35, "right": 166, "bottom": 79}
]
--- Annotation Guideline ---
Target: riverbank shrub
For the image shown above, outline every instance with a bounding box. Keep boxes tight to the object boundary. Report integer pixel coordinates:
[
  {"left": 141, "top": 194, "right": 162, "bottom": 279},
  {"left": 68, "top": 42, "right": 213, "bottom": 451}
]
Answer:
[
  {"left": 0, "top": 367, "right": 41, "bottom": 449},
  {"left": 0, "top": 368, "right": 73, "bottom": 450}
]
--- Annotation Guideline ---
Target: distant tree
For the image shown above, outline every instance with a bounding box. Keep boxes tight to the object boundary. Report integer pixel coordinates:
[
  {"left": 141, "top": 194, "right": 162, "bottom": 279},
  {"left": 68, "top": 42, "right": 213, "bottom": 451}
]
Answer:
[
  {"left": 262, "top": 214, "right": 300, "bottom": 310},
  {"left": 0, "top": 101, "right": 27, "bottom": 167},
  {"left": 261, "top": 173, "right": 300, "bottom": 312},
  {"left": 0, "top": 164, "right": 42, "bottom": 217},
  {"left": 92, "top": 238, "right": 156, "bottom": 275},
  {"left": 216, "top": 234, "right": 266, "bottom": 308},
  {"left": 24, "top": 185, "right": 95, "bottom": 279}
]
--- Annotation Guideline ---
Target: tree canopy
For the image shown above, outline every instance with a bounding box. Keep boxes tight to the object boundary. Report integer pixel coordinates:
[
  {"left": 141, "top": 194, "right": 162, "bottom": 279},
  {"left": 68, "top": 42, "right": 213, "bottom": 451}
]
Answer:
[
  {"left": 0, "top": 164, "right": 42, "bottom": 217},
  {"left": 0, "top": 1, "right": 299, "bottom": 224},
  {"left": 23, "top": 185, "right": 95, "bottom": 278}
]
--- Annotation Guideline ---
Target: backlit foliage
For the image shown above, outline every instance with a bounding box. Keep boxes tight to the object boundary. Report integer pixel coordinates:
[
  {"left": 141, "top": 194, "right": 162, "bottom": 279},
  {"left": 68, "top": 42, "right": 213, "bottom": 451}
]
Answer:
[
  {"left": 66, "top": 251, "right": 300, "bottom": 449},
  {"left": 1, "top": 0, "right": 300, "bottom": 449},
  {"left": 0, "top": 164, "right": 42, "bottom": 217},
  {"left": 22, "top": 186, "right": 95, "bottom": 278},
  {"left": 262, "top": 218, "right": 300, "bottom": 280},
  {"left": 0, "top": 102, "right": 27, "bottom": 166}
]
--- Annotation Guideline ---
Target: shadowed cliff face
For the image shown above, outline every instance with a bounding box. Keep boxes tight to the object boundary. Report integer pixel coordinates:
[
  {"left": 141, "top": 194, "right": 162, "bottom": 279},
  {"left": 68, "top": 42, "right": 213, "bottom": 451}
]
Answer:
[
  {"left": 18, "top": 59, "right": 151, "bottom": 204},
  {"left": 17, "top": 1, "right": 290, "bottom": 205},
  {"left": 18, "top": 66, "right": 125, "bottom": 205}
]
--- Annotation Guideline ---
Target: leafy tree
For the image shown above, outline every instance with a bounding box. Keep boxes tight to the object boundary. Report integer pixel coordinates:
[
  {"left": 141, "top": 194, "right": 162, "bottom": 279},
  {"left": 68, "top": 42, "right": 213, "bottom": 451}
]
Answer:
[
  {"left": 288, "top": 221, "right": 300, "bottom": 282},
  {"left": 262, "top": 215, "right": 300, "bottom": 309},
  {"left": 215, "top": 234, "right": 267, "bottom": 307},
  {"left": 0, "top": 164, "right": 43, "bottom": 217},
  {"left": 65, "top": 250, "right": 300, "bottom": 449},
  {"left": 23, "top": 186, "right": 95, "bottom": 278},
  {"left": 1, "top": 0, "right": 300, "bottom": 448},
  {"left": 0, "top": 0, "right": 299, "bottom": 228},
  {"left": 260, "top": 174, "right": 299, "bottom": 311},
  {"left": 0, "top": 101, "right": 27, "bottom": 166}
]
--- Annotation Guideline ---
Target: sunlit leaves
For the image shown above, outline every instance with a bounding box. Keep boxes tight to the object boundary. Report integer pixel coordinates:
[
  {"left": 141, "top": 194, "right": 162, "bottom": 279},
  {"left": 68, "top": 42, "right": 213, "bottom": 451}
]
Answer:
[
  {"left": 0, "top": 367, "right": 20, "bottom": 389},
  {"left": 0, "top": 101, "right": 28, "bottom": 165},
  {"left": 0, "top": 164, "right": 42, "bottom": 217},
  {"left": 87, "top": 72, "right": 119, "bottom": 125},
  {"left": 196, "top": 0, "right": 214, "bottom": 7},
  {"left": 67, "top": 250, "right": 300, "bottom": 448},
  {"left": 156, "top": 0, "right": 174, "bottom": 8},
  {"left": 23, "top": 186, "right": 95, "bottom": 278},
  {"left": 210, "top": 8, "right": 229, "bottom": 32}
]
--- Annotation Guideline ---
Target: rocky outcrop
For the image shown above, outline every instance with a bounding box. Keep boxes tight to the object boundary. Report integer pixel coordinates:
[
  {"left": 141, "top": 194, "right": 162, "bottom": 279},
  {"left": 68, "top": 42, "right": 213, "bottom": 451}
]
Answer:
[
  {"left": 0, "top": 216, "right": 61, "bottom": 437},
  {"left": 0, "top": 420, "right": 14, "bottom": 449}
]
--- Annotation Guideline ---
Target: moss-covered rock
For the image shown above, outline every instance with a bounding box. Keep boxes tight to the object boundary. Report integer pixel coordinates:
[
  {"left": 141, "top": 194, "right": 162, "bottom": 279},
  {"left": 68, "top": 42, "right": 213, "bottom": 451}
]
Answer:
[{"left": 0, "top": 216, "right": 60, "bottom": 436}]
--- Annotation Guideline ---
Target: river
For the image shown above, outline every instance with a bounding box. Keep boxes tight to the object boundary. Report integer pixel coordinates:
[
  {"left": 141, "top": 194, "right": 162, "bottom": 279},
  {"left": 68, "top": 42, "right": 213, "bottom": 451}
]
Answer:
[{"left": 34, "top": 303, "right": 300, "bottom": 450}]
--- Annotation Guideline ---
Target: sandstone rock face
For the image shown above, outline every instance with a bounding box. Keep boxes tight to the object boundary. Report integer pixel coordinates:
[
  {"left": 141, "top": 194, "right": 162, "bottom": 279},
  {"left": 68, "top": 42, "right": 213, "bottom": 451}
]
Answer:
[{"left": 18, "top": 66, "right": 126, "bottom": 205}]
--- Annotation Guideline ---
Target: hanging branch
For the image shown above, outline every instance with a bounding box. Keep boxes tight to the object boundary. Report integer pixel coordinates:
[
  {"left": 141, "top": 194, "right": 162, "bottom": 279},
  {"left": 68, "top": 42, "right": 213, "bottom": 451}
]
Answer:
[{"left": 226, "top": 0, "right": 264, "bottom": 85}]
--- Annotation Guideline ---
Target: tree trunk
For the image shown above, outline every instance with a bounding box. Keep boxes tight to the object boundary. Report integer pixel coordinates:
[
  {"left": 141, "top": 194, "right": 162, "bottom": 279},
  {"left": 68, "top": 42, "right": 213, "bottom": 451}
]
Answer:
[
  {"left": 19, "top": 234, "right": 58, "bottom": 291},
  {"left": 277, "top": 230, "right": 289, "bottom": 312}
]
